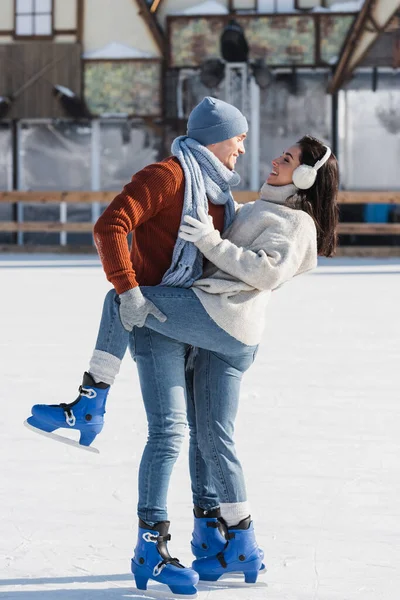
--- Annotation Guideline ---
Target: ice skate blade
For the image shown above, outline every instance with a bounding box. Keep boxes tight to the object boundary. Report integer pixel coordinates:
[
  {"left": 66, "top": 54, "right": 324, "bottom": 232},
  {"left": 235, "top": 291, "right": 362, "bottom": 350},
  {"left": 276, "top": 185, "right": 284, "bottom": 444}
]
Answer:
[
  {"left": 23, "top": 420, "right": 100, "bottom": 454},
  {"left": 219, "top": 567, "right": 267, "bottom": 578},
  {"left": 133, "top": 584, "right": 197, "bottom": 599},
  {"left": 219, "top": 563, "right": 266, "bottom": 577},
  {"left": 259, "top": 563, "right": 267, "bottom": 574}
]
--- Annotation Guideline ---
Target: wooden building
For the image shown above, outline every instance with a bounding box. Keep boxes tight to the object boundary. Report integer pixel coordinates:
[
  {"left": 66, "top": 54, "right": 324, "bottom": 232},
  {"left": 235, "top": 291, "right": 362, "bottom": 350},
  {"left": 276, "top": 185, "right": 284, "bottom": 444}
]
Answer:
[{"left": 0, "top": 0, "right": 399, "bottom": 250}]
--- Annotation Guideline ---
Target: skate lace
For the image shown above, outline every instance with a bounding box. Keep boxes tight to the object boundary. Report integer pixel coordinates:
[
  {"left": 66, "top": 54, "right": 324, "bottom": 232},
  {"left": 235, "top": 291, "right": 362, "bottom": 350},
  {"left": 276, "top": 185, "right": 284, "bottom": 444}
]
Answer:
[
  {"left": 142, "top": 533, "right": 171, "bottom": 544},
  {"left": 59, "top": 403, "right": 76, "bottom": 427},
  {"left": 58, "top": 385, "right": 97, "bottom": 427},
  {"left": 141, "top": 533, "right": 182, "bottom": 576},
  {"left": 79, "top": 386, "right": 97, "bottom": 399}
]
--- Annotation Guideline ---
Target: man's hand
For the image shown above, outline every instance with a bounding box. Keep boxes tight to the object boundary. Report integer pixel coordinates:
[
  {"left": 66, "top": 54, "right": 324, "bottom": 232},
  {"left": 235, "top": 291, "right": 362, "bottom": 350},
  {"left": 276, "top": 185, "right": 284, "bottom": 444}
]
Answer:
[
  {"left": 178, "top": 206, "right": 214, "bottom": 243},
  {"left": 119, "top": 287, "right": 167, "bottom": 331}
]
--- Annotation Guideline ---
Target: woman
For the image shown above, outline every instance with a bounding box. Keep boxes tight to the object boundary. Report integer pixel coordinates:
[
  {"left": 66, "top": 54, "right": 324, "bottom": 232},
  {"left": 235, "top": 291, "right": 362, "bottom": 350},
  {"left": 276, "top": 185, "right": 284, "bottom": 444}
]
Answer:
[{"left": 26, "top": 135, "right": 339, "bottom": 593}]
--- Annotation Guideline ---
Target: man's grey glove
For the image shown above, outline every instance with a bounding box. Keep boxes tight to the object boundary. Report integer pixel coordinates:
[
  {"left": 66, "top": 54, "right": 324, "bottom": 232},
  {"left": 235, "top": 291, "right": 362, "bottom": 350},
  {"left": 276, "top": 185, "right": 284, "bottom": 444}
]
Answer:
[{"left": 119, "top": 287, "right": 167, "bottom": 332}]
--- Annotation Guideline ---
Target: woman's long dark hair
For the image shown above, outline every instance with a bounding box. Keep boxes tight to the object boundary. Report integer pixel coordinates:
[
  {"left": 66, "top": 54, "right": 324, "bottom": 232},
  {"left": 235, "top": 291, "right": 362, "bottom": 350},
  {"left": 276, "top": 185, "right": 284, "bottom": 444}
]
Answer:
[{"left": 296, "top": 135, "right": 339, "bottom": 257}]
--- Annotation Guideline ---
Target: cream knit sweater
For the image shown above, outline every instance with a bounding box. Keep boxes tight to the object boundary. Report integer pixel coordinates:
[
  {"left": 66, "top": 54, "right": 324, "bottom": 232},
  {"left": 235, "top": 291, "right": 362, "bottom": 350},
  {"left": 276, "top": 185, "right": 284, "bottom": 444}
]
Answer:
[{"left": 192, "top": 183, "right": 318, "bottom": 345}]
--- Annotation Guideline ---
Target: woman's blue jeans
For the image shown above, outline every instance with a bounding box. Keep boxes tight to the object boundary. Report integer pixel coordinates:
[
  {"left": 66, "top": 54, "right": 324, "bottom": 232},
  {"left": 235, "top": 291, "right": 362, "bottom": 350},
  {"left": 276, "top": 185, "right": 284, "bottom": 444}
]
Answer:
[{"left": 95, "top": 287, "right": 258, "bottom": 524}]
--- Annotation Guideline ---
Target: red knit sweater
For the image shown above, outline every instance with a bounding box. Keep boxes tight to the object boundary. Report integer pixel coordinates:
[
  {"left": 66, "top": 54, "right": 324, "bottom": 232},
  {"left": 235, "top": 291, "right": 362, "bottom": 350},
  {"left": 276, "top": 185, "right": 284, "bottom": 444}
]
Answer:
[{"left": 94, "top": 156, "right": 225, "bottom": 294}]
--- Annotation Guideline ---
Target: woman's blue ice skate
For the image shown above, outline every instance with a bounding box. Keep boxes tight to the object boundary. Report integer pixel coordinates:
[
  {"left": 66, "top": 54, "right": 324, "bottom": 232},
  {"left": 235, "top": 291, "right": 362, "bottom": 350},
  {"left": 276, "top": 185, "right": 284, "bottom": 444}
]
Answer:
[
  {"left": 191, "top": 507, "right": 266, "bottom": 575},
  {"left": 24, "top": 372, "right": 109, "bottom": 453},
  {"left": 131, "top": 520, "right": 199, "bottom": 597},
  {"left": 192, "top": 516, "right": 264, "bottom": 583}
]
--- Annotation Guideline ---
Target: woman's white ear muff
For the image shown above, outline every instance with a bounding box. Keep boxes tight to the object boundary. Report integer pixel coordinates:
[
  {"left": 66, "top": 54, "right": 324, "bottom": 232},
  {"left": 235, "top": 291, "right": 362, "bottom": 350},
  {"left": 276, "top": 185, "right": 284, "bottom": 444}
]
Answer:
[
  {"left": 292, "top": 164, "right": 318, "bottom": 190},
  {"left": 292, "top": 145, "right": 332, "bottom": 190}
]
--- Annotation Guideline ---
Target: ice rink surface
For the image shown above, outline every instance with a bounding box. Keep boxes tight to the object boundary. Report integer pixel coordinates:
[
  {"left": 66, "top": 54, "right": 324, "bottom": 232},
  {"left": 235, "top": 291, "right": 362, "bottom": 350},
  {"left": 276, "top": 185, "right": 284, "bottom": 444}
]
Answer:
[{"left": 0, "top": 254, "right": 399, "bottom": 600}]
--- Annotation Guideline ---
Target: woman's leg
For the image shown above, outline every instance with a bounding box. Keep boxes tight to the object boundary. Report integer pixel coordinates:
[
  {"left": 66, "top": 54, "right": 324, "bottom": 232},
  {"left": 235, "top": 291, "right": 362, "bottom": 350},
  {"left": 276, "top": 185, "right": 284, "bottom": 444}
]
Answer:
[
  {"left": 89, "top": 289, "right": 130, "bottom": 385},
  {"left": 26, "top": 285, "right": 249, "bottom": 449},
  {"left": 141, "top": 286, "right": 249, "bottom": 356},
  {"left": 26, "top": 289, "right": 128, "bottom": 447},
  {"left": 91, "top": 285, "right": 248, "bottom": 383}
]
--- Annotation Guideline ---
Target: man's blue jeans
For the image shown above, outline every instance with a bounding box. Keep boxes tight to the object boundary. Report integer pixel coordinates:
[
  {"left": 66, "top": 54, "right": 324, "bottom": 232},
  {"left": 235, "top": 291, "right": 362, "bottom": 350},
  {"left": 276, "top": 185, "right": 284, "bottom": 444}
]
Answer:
[{"left": 95, "top": 287, "right": 258, "bottom": 524}]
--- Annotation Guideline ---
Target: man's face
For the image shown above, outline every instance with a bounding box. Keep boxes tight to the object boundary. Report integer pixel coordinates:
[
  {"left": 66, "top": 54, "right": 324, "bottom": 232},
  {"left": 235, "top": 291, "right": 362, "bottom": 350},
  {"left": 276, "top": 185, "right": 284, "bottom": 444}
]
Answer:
[{"left": 207, "top": 133, "right": 247, "bottom": 170}]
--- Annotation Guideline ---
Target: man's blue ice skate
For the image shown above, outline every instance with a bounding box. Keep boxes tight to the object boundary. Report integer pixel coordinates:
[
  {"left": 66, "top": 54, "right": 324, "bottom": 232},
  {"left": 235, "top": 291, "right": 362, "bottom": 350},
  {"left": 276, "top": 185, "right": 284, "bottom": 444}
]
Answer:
[
  {"left": 192, "top": 516, "right": 263, "bottom": 583},
  {"left": 131, "top": 520, "right": 199, "bottom": 597},
  {"left": 24, "top": 372, "right": 109, "bottom": 453},
  {"left": 191, "top": 506, "right": 227, "bottom": 559},
  {"left": 191, "top": 506, "right": 266, "bottom": 575}
]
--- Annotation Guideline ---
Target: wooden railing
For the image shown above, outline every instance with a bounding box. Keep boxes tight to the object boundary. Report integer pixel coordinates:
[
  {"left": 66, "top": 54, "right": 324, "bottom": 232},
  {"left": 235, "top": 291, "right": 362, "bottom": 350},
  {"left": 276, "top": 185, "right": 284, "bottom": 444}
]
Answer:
[{"left": 0, "top": 190, "right": 399, "bottom": 255}]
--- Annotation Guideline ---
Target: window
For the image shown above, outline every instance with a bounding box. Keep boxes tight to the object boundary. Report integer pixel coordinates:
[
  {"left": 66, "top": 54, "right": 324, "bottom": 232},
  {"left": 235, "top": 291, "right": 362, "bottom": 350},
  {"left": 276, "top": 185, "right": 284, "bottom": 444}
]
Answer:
[{"left": 15, "top": 0, "right": 53, "bottom": 37}]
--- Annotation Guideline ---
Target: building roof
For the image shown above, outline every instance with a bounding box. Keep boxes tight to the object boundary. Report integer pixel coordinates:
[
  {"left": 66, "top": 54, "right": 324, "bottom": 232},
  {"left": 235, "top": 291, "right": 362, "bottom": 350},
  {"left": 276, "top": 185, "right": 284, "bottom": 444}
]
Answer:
[
  {"left": 328, "top": 0, "right": 400, "bottom": 92},
  {"left": 134, "top": 0, "right": 165, "bottom": 53}
]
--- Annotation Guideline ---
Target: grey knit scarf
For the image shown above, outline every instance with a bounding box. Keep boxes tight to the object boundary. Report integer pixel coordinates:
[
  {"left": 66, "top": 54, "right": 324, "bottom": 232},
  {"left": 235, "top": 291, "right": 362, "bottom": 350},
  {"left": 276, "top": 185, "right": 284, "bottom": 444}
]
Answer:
[{"left": 161, "top": 136, "right": 240, "bottom": 288}]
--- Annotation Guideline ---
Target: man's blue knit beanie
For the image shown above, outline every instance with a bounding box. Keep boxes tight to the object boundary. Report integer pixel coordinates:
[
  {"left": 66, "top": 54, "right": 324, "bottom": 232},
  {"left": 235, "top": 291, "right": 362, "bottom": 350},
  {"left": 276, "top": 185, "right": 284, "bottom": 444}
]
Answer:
[{"left": 187, "top": 96, "right": 248, "bottom": 145}]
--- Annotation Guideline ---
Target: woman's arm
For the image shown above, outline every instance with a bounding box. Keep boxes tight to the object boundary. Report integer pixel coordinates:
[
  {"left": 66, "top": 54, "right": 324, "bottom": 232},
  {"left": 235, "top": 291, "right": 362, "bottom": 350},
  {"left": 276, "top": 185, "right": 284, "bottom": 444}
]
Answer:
[{"left": 194, "top": 217, "right": 317, "bottom": 291}]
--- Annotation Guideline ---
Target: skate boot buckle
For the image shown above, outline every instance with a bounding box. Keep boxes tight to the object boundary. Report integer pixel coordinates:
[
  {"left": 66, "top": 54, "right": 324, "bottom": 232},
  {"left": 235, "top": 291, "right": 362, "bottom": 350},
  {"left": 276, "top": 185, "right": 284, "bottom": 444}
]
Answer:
[
  {"left": 64, "top": 409, "right": 76, "bottom": 427},
  {"left": 142, "top": 532, "right": 158, "bottom": 543},
  {"left": 153, "top": 561, "right": 167, "bottom": 577}
]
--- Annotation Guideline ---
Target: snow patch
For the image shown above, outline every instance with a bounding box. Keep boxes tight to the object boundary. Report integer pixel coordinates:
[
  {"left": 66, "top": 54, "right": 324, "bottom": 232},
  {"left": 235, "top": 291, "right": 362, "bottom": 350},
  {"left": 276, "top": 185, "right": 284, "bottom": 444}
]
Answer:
[
  {"left": 172, "top": 0, "right": 229, "bottom": 16},
  {"left": 83, "top": 42, "right": 155, "bottom": 60}
]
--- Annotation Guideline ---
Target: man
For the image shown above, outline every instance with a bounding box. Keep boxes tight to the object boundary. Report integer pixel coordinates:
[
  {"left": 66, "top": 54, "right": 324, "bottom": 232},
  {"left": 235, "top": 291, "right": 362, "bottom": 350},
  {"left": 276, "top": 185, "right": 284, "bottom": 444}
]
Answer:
[{"left": 27, "top": 97, "right": 249, "bottom": 595}]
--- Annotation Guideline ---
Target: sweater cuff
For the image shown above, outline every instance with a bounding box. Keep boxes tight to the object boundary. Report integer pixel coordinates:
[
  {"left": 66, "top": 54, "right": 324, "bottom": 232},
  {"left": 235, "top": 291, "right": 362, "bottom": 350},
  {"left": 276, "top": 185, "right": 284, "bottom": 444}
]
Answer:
[
  {"left": 195, "top": 228, "right": 222, "bottom": 254},
  {"left": 112, "top": 273, "right": 139, "bottom": 295}
]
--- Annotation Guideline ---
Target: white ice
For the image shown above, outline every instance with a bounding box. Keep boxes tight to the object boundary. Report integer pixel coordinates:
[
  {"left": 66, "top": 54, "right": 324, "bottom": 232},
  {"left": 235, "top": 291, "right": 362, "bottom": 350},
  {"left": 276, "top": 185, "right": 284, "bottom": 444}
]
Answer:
[{"left": 0, "top": 254, "right": 399, "bottom": 600}]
